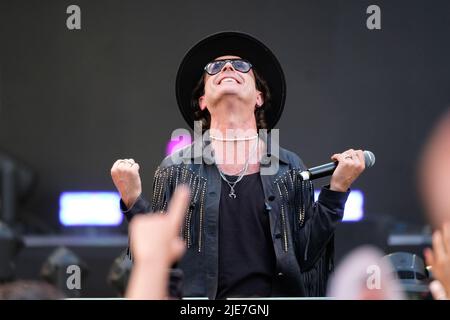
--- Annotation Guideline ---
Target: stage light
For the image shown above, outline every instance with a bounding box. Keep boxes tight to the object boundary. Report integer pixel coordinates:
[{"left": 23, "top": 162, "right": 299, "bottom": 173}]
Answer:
[
  {"left": 315, "top": 189, "right": 364, "bottom": 222},
  {"left": 0, "top": 221, "right": 23, "bottom": 282},
  {"left": 40, "top": 246, "right": 88, "bottom": 298},
  {"left": 59, "top": 191, "right": 123, "bottom": 226}
]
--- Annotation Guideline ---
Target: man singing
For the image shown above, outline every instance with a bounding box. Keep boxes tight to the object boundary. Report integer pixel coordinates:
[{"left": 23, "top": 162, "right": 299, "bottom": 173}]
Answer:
[{"left": 111, "top": 32, "right": 366, "bottom": 299}]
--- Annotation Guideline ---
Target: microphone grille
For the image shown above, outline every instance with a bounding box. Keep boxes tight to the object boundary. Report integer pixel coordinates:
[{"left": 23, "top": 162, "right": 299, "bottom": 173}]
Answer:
[{"left": 363, "top": 150, "right": 376, "bottom": 168}]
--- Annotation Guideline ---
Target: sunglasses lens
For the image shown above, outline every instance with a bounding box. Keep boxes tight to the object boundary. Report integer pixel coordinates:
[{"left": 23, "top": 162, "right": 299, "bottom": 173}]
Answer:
[
  {"left": 205, "top": 59, "right": 252, "bottom": 75},
  {"left": 205, "top": 61, "right": 224, "bottom": 75},
  {"left": 232, "top": 60, "right": 251, "bottom": 73}
]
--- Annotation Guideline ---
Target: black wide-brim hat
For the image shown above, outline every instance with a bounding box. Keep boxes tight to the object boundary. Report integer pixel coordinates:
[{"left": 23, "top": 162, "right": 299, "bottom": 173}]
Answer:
[{"left": 175, "top": 31, "right": 286, "bottom": 130}]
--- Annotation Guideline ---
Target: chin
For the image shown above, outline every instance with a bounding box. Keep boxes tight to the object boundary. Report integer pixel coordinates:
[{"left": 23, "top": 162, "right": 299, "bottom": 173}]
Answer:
[
  {"left": 215, "top": 89, "right": 247, "bottom": 101},
  {"left": 218, "top": 86, "right": 241, "bottom": 93}
]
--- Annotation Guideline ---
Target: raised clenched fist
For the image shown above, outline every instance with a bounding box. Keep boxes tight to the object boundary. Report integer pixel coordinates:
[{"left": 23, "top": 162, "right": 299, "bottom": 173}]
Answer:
[{"left": 111, "top": 158, "right": 142, "bottom": 209}]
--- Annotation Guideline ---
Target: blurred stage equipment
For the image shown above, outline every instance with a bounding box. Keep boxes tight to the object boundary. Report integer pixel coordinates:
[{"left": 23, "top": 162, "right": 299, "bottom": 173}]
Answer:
[
  {"left": 40, "top": 246, "right": 88, "bottom": 298},
  {"left": 107, "top": 249, "right": 132, "bottom": 296},
  {"left": 107, "top": 250, "right": 184, "bottom": 298},
  {"left": 387, "top": 228, "right": 431, "bottom": 256},
  {"left": 0, "top": 221, "right": 24, "bottom": 282},
  {"left": 0, "top": 152, "right": 36, "bottom": 226},
  {"left": 383, "top": 252, "right": 430, "bottom": 299},
  {"left": 0, "top": 280, "right": 65, "bottom": 300}
]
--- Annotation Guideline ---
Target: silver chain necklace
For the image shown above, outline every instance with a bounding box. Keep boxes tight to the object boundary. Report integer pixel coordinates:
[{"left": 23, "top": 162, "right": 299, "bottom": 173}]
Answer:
[{"left": 216, "top": 139, "right": 259, "bottom": 199}]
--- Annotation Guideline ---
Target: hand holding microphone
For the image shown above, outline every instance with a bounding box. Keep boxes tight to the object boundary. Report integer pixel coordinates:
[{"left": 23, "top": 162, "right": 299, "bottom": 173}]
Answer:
[
  {"left": 329, "top": 149, "right": 369, "bottom": 192},
  {"left": 300, "top": 149, "right": 376, "bottom": 192}
]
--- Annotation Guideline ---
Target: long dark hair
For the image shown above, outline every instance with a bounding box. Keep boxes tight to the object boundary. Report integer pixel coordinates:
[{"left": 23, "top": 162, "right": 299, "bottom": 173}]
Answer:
[{"left": 191, "top": 68, "right": 271, "bottom": 132}]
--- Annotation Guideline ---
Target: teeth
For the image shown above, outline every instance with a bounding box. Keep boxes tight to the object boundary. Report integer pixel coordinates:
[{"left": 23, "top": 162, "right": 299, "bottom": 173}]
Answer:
[{"left": 220, "top": 78, "right": 238, "bottom": 84}]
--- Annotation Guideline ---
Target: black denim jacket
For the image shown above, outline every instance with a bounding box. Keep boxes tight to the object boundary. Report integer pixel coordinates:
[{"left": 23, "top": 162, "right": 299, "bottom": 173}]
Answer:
[{"left": 121, "top": 136, "right": 349, "bottom": 298}]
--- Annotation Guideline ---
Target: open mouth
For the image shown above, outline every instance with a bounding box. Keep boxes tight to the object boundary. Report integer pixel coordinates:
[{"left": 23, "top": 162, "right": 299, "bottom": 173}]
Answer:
[{"left": 217, "top": 76, "right": 241, "bottom": 85}]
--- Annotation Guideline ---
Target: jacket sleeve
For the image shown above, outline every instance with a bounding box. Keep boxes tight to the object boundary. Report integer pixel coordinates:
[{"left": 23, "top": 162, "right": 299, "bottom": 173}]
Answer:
[
  {"left": 296, "top": 184, "right": 349, "bottom": 271},
  {"left": 276, "top": 150, "right": 349, "bottom": 275},
  {"left": 293, "top": 181, "right": 349, "bottom": 297},
  {"left": 120, "top": 166, "right": 169, "bottom": 223},
  {"left": 120, "top": 195, "right": 151, "bottom": 223}
]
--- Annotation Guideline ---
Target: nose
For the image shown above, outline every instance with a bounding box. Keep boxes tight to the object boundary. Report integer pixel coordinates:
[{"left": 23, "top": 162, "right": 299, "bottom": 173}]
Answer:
[{"left": 220, "top": 61, "right": 235, "bottom": 73}]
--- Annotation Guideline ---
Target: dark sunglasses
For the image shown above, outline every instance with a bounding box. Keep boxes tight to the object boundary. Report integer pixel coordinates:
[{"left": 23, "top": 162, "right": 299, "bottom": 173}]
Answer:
[{"left": 204, "top": 59, "right": 253, "bottom": 75}]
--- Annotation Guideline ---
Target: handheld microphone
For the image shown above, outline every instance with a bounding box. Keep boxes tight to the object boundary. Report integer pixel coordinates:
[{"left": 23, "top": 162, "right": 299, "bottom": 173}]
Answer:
[{"left": 299, "top": 150, "right": 376, "bottom": 181}]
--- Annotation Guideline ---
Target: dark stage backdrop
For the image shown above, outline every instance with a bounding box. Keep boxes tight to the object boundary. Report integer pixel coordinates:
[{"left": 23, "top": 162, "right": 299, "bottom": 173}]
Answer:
[{"left": 1, "top": 0, "right": 449, "bottom": 234}]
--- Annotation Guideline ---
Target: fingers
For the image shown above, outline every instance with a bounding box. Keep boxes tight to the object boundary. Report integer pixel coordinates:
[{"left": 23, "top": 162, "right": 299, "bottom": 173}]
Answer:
[
  {"left": 331, "top": 149, "right": 354, "bottom": 160},
  {"left": 355, "top": 150, "right": 365, "bottom": 169},
  {"left": 429, "top": 280, "right": 448, "bottom": 300},
  {"left": 331, "top": 153, "right": 342, "bottom": 162},
  {"left": 111, "top": 159, "right": 140, "bottom": 172},
  {"left": 331, "top": 149, "right": 365, "bottom": 167},
  {"left": 432, "top": 230, "right": 447, "bottom": 260},
  {"left": 171, "top": 238, "right": 187, "bottom": 261},
  {"left": 166, "top": 185, "right": 191, "bottom": 234},
  {"left": 112, "top": 159, "right": 122, "bottom": 168},
  {"left": 330, "top": 148, "right": 366, "bottom": 192},
  {"left": 345, "top": 149, "right": 362, "bottom": 167},
  {"left": 119, "top": 159, "right": 137, "bottom": 168},
  {"left": 350, "top": 150, "right": 365, "bottom": 171},
  {"left": 424, "top": 247, "right": 435, "bottom": 267},
  {"left": 331, "top": 149, "right": 355, "bottom": 162},
  {"left": 111, "top": 159, "right": 124, "bottom": 173},
  {"left": 443, "top": 222, "right": 450, "bottom": 254},
  {"left": 112, "top": 158, "right": 138, "bottom": 167},
  {"left": 126, "top": 159, "right": 139, "bottom": 168}
]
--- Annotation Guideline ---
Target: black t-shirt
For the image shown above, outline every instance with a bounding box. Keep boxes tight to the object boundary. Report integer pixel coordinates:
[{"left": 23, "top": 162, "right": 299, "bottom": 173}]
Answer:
[{"left": 216, "top": 172, "right": 276, "bottom": 299}]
